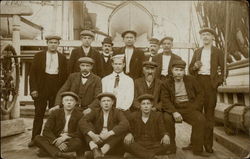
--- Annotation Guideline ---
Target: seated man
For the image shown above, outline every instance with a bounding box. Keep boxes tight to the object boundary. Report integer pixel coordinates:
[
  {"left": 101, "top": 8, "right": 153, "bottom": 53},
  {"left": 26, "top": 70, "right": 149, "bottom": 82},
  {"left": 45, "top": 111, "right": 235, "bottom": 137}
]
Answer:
[
  {"left": 161, "top": 59, "right": 209, "bottom": 157},
  {"left": 124, "top": 94, "right": 171, "bottom": 159},
  {"left": 79, "top": 92, "right": 129, "bottom": 159},
  {"left": 34, "top": 92, "right": 83, "bottom": 159}
]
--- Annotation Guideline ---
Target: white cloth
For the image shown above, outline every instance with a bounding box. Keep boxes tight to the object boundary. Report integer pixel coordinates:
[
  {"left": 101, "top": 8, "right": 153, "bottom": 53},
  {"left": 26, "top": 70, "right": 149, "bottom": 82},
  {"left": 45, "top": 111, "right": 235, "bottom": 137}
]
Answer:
[
  {"left": 81, "top": 72, "right": 90, "bottom": 85},
  {"left": 62, "top": 113, "right": 71, "bottom": 134},
  {"left": 198, "top": 49, "right": 211, "bottom": 75},
  {"left": 103, "top": 53, "right": 110, "bottom": 62},
  {"left": 102, "top": 72, "right": 134, "bottom": 111},
  {"left": 161, "top": 54, "right": 171, "bottom": 76},
  {"left": 45, "top": 52, "right": 59, "bottom": 74},
  {"left": 100, "top": 111, "right": 109, "bottom": 134},
  {"left": 125, "top": 47, "right": 134, "bottom": 73},
  {"left": 82, "top": 46, "right": 90, "bottom": 56},
  {"left": 142, "top": 116, "right": 149, "bottom": 124}
]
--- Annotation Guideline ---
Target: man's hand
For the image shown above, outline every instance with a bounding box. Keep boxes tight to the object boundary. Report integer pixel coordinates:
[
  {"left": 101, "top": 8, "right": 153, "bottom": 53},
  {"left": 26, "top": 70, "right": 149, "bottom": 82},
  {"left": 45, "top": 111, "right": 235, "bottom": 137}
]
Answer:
[
  {"left": 124, "top": 133, "right": 134, "bottom": 145},
  {"left": 100, "top": 131, "right": 114, "bottom": 141},
  {"left": 53, "top": 136, "right": 67, "bottom": 147},
  {"left": 57, "top": 142, "right": 68, "bottom": 152},
  {"left": 161, "top": 134, "right": 170, "bottom": 145},
  {"left": 83, "top": 108, "right": 92, "bottom": 116},
  {"left": 88, "top": 131, "right": 102, "bottom": 144},
  {"left": 193, "top": 61, "right": 202, "bottom": 70},
  {"left": 173, "top": 112, "right": 183, "bottom": 123},
  {"left": 31, "top": 91, "right": 38, "bottom": 98},
  {"left": 49, "top": 105, "right": 60, "bottom": 115}
]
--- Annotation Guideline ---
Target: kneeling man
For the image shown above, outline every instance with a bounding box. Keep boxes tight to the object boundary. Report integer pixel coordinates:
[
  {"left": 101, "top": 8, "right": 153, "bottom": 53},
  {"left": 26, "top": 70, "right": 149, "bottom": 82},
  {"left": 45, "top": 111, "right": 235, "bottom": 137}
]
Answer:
[
  {"left": 124, "top": 94, "right": 171, "bottom": 159},
  {"left": 79, "top": 92, "right": 129, "bottom": 158},
  {"left": 34, "top": 92, "right": 83, "bottom": 159}
]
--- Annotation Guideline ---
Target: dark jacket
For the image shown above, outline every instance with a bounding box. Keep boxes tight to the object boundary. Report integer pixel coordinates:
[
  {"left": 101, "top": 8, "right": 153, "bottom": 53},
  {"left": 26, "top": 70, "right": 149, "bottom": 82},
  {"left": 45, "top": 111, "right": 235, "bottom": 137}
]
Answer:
[
  {"left": 99, "top": 53, "right": 113, "bottom": 78},
  {"left": 161, "top": 75, "right": 204, "bottom": 113},
  {"left": 29, "top": 51, "right": 68, "bottom": 95},
  {"left": 152, "top": 52, "right": 182, "bottom": 79},
  {"left": 54, "top": 72, "right": 102, "bottom": 109},
  {"left": 42, "top": 108, "right": 83, "bottom": 144},
  {"left": 133, "top": 77, "right": 163, "bottom": 111},
  {"left": 68, "top": 47, "right": 102, "bottom": 77},
  {"left": 188, "top": 46, "right": 225, "bottom": 89},
  {"left": 114, "top": 46, "right": 145, "bottom": 79},
  {"left": 129, "top": 111, "right": 168, "bottom": 142}
]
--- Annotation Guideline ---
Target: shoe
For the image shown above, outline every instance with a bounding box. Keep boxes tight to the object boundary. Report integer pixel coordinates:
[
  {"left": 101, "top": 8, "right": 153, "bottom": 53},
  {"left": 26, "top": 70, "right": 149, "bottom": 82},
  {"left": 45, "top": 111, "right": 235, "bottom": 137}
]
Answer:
[
  {"left": 204, "top": 146, "right": 214, "bottom": 153},
  {"left": 193, "top": 151, "right": 210, "bottom": 157},
  {"left": 37, "top": 149, "right": 49, "bottom": 157},
  {"left": 166, "top": 146, "right": 177, "bottom": 154},
  {"left": 28, "top": 140, "right": 35, "bottom": 147},
  {"left": 84, "top": 151, "right": 93, "bottom": 159},
  {"left": 182, "top": 144, "right": 192, "bottom": 150},
  {"left": 93, "top": 148, "right": 103, "bottom": 159},
  {"left": 57, "top": 152, "right": 77, "bottom": 159}
]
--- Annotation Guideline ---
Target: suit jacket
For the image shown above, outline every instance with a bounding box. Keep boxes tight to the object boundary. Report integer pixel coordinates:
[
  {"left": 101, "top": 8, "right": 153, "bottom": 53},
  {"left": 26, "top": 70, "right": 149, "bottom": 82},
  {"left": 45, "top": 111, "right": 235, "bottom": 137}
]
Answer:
[
  {"left": 54, "top": 72, "right": 102, "bottom": 109},
  {"left": 42, "top": 108, "right": 83, "bottom": 144},
  {"left": 129, "top": 111, "right": 168, "bottom": 142},
  {"left": 29, "top": 51, "right": 68, "bottom": 95},
  {"left": 161, "top": 75, "right": 204, "bottom": 113},
  {"left": 133, "top": 77, "right": 163, "bottom": 111},
  {"left": 152, "top": 52, "right": 182, "bottom": 79},
  {"left": 78, "top": 108, "right": 129, "bottom": 138},
  {"left": 114, "top": 46, "right": 145, "bottom": 79},
  {"left": 68, "top": 47, "right": 102, "bottom": 77},
  {"left": 188, "top": 46, "right": 225, "bottom": 89},
  {"left": 99, "top": 53, "right": 113, "bottom": 78}
]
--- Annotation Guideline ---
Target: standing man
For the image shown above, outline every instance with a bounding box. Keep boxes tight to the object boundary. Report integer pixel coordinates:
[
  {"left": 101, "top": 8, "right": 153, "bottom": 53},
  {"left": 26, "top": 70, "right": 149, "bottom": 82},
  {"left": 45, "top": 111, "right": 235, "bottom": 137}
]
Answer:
[
  {"left": 51, "top": 57, "right": 102, "bottom": 116},
  {"left": 99, "top": 37, "right": 114, "bottom": 78},
  {"left": 145, "top": 38, "right": 160, "bottom": 61},
  {"left": 68, "top": 30, "right": 102, "bottom": 77},
  {"left": 102, "top": 55, "right": 134, "bottom": 113},
  {"left": 152, "top": 36, "right": 182, "bottom": 80},
  {"left": 29, "top": 35, "right": 68, "bottom": 147},
  {"left": 189, "top": 27, "right": 225, "bottom": 153},
  {"left": 161, "top": 59, "right": 209, "bottom": 157},
  {"left": 115, "top": 30, "right": 145, "bottom": 80}
]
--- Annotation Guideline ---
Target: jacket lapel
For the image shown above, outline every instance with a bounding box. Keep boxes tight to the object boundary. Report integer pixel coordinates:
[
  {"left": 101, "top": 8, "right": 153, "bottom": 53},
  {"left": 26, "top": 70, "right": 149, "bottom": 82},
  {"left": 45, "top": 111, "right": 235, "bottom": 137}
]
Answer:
[
  {"left": 107, "top": 109, "right": 114, "bottom": 131},
  {"left": 58, "top": 109, "right": 66, "bottom": 134},
  {"left": 41, "top": 51, "right": 46, "bottom": 72},
  {"left": 196, "top": 47, "right": 203, "bottom": 61},
  {"left": 68, "top": 109, "right": 77, "bottom": 133}
]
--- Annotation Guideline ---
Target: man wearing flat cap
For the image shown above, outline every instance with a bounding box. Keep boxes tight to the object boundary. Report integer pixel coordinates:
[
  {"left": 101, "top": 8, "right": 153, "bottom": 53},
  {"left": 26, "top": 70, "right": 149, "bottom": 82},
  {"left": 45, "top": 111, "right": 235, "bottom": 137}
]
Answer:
[
  {"left": 188, "top": 27, "right": 225, "bottom": 153},
  {"left": 114, "top": 30, "right": 145, "bottom": 80},
  {"left": 34, "top": 91, "right": 83, "bottom": 159},
  {"left": 68, "top": 29, "right": 102, "bottom": 77},
  {"left": 99, "top": 37, "right": 114, "bottom": 78},
  {"left": 161, "top": 59, "right": 209, "bottom": 157},
  {"left": 145, "top": 38, "right": 160, "bottom": 61},
  {"left": 29, "top": 35, "right": 68, "bottom": 147},
  {"left": 152, "top": 36, "right": 182, "bottom": 80},
  {"left": 52, "top": 57, "right": 102, "bottom": 116},
  {"left": 79, "top": 92, "right": 129, "bottom": 158},
  {"left": 123, "top": 94, "right": 171, "bottom": 159}
]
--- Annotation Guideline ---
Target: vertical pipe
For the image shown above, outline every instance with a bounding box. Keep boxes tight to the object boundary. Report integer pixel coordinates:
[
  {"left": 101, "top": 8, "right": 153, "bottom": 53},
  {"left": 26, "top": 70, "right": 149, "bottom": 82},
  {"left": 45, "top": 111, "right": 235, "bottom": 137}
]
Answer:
[{"left": 187, "top": 2, "right": 192, "bottom": 70}]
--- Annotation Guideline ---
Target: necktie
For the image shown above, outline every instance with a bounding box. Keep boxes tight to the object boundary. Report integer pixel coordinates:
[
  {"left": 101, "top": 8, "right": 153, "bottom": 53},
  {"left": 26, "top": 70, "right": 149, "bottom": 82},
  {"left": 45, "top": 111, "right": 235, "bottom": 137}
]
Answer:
[{"left": 114, "top": 74, "right": 119, "bottom": 88}]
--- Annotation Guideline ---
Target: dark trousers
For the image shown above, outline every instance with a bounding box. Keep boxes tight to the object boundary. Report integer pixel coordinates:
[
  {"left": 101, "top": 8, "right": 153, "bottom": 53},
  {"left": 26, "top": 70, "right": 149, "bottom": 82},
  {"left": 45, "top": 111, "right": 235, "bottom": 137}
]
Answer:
[
  {"left": 124, "top": 140, "right": 168, "bottom": 158},
  {"left": 34, "top": 135, "right": 82, "bottom": 158},
  {"left": 32, "top": 74, "right": 60, "bottom": 140},
  {"left": 163, "top": 107, "right": 206, "bottom": 153},
  {"left": 162, "top": 113, "right": 176, "bottom": 151},
  {"left": 197, "top": 75, "right": 217, "bottom": 149}
]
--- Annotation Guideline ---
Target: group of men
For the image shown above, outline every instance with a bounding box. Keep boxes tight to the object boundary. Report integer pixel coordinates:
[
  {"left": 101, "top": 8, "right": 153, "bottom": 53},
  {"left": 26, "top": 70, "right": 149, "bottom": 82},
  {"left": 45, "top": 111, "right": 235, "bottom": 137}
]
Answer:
[{"left": 28, "top": 27, "right": 225, "bottom": 159}]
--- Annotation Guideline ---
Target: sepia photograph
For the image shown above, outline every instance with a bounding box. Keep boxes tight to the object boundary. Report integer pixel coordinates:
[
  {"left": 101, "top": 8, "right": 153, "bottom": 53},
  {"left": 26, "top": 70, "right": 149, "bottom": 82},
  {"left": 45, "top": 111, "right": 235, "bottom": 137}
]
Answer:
[{"left": 0, "top": 1, "right": 249, "bottom": 159}]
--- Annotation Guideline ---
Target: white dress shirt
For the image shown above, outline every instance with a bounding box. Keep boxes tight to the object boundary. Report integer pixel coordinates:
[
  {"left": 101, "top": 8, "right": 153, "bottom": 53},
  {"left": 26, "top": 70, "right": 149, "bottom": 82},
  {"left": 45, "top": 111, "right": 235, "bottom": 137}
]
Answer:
[
  {"left": 61, "top": 113, "right": 71, "bottom": 135},
  {"left": 45, "top": 52, "right": 59, "bottom": 74},
  {"left": 100, "top": 111, "right": 109, "bottom": 134},
  {"left": 102, "top": 52, "right": 110, "bottom": 63},
  {"left": 81, "top": 72, "right": 90, "bottom": 85},
  {"left": 125, "top": 47, "right": 134, "bottom": 73},
  {"left": 102, "top": 72, "right": 134, "bottom": 111},
  {"left": 161, "top": 54, "right": 171, "bottom": 76},
  {"left": 82, "top": 46, "right": 90, "bottom": 56},
  {"left": 198, "top": 49, "right": 211, "bottom": 75}
]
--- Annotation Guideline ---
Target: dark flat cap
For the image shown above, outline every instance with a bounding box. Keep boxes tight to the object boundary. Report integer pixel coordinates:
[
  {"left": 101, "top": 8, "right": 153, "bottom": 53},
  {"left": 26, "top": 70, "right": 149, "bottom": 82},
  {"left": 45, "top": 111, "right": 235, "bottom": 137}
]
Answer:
[
  {"left": 149, "top": 38, "right": 160, "bottom": 45},
  {"left": 61, "top": 91, "right": 79, "bottom": 101},
  {"left": 172, "top": 59, "right": 186, "bottom": 69},
  {"left": 102, "top": 37, "right": 113, "bottom": 46},
  {"left": 121, "top": 30, "right": 137, "bottom": 38},
  {"left": 137, "top": 94, "right": 154, "bottom": 102},
  {"left": 160, "top": 36, "right": 174, "bottom": 44},
  {"left": 78, "top": 57, "right": 95, "bottom": 64},
  {"left": 97, "top": 92, "right": 116, "bottom": 101},
  {"left": 80, "top": 30, "right": 95, "bottom": 37},
  {"left": 45, "top": 35, "right": 61, "bottom": 41},
  {"left": 199, "top": 27, "right": 216, "bottom": 37},
  {"left": 143, "top": 61, "right": 158, "bottom": 68}
]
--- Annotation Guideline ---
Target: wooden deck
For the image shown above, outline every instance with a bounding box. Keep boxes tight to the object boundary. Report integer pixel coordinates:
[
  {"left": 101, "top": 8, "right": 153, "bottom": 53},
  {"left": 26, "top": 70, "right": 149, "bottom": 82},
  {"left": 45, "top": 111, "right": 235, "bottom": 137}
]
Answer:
[{"left": 1, "top": 118, "right": 240, "bottom": 159}]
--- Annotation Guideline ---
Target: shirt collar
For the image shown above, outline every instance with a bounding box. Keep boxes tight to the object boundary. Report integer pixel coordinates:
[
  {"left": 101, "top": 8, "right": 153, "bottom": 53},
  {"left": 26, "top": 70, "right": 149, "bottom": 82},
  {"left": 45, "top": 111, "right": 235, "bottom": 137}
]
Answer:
[
  {"left": 112, "top": 71, "right": 124, "bottom": 77},
  {"left": 81, "top": 72, "right": 91, "bottom": 78}
]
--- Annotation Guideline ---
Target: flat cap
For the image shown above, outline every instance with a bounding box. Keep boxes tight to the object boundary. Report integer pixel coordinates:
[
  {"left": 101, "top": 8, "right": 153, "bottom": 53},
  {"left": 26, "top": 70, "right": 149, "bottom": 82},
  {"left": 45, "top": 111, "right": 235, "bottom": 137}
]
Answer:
[
  {"left": 61, "top": 91, "right": 79, "bottom": 101},
  {"left": 143, "top": 61, "right": 158, "bottom": 68},
  {"left": 97, "top": 92, "right": 116, "bottom": 101},
  {"left": 172, "top": 59, "right": 186, "bottom": 69},
  {"left": 137, "top": 94, "right": 154, "bottom": 102},
  {"left": 160, "top": 36, "right": 174, "bottom": 44},
  {"left": 45, "top": 35, "right": 61, "bottom": 41},
  {"left": 149, "top": 38, "right": 160, "bottom": 45},
  {"left": 80, "top": 30, "right": 95, "bottom": 38},
  {"left": 111, "top": 54, "right": 125, "bottom": 60},
  {"left": 78, "top": 57, "right": 95, "bottom": 64},
  {"left": 199, "top": 27, "right": 216, "bottom": 37},
  {"left": 102, "top": 37, "right": 113, "bottom": 46},
  {"left": 121, "top": 30, "right": 137, "bottom": 38}
]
